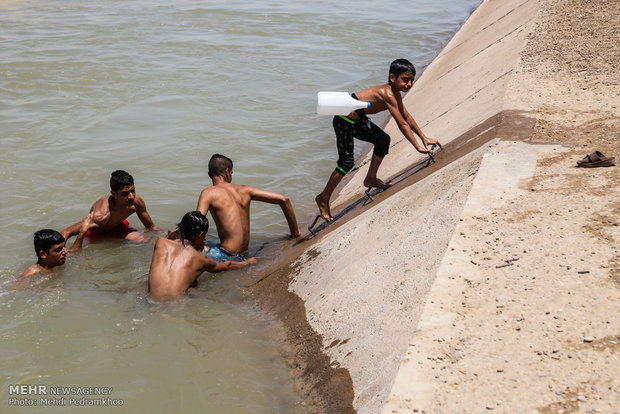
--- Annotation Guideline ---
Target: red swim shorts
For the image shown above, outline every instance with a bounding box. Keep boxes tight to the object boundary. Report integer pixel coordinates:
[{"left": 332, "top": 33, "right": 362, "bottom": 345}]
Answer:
[{"left": 85, "top": 220, "right": 137, "bottom": 239}]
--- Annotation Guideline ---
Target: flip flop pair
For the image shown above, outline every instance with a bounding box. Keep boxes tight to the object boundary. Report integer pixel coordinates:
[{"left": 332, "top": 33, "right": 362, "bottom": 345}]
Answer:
[{"left": 576, "top": 151, "right": 616, "bottom": 168}]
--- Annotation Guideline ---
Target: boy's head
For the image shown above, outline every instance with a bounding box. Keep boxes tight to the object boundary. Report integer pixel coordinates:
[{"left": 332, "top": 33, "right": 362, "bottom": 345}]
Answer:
[
  {"left": 110, "top": 170, "right": 134, "bottom": 192},
  {"left": 33, "top": 229, "right": 67, "bottom": 267},
  {"left": 177, "top": 211, "right": 209, "bottom": 243},
  {"left": 110, "top": 170, "right": 136, "bottom": 206},
  {"left": 389, "top": 58, "right": 416, "bottom": 80},
  {"left": 389, "top": 59, "right": 416, "bottom": 92},
  {"left": 208, "top": 154, "right": 233, "bottom": 180}
]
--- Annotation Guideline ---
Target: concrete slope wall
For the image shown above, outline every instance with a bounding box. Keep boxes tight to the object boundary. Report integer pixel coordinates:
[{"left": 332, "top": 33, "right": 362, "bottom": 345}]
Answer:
[
  {"left": 285, "top": 0, "right": 544, "bottom": 412},
  {"left": 290, "top": 147, "right": 488, "bottom": 413}
]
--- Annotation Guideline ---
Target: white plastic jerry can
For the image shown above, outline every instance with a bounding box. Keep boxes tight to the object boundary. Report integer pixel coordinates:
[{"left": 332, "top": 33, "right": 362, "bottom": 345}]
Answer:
[{"left": 316, "top": 91, "right": 371, "bottom": 115}]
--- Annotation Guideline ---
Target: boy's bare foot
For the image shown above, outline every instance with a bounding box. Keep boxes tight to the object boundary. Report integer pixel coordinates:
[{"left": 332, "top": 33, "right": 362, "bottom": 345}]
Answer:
[
  {"left": 315, "top": 194, "right": 333, "bottom": 221},
  {"left": 363, "top": 178, "right": 393, "bottom": 190}
]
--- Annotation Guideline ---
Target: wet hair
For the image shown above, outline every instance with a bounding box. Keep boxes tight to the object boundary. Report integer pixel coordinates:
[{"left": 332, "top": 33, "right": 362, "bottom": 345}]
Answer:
[
  {"left": 177, "top": 211, "right": 209, "bottom": 242},
  {"left": 389, "top": 58, "right": 416, "bottom": 83},
  {"left": 110, "top": 170, "right": 134, "bottom": 192},
  {"left": 208, "top": 154, "right": 233, "bottom": 177},
  {"left": 33, "top": 229, "right": 64, "bottom": 258}
]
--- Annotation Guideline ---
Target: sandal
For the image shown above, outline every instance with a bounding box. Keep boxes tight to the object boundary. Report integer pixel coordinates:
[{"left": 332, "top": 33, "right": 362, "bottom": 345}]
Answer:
[{"left": 576, "top": 151, "right": 616, "bottom": 168}]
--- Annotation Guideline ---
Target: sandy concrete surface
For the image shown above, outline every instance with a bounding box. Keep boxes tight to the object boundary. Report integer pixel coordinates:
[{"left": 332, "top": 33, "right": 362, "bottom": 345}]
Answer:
[
  {"left": 251, "top": 0, "right": 619, "bottom": 412},
  {"left": 383, "top": 140, "right": 618, "bottom": 413}
]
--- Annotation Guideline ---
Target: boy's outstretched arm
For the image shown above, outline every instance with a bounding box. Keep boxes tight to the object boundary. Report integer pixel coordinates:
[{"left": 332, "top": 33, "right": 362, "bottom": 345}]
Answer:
[
  {"left": 61, "top": 221, "right": 82, "bottom": 241},
  {"left": 68, "top": 212, "right": 96, "bottom": 252},
  {"left": 385, "top": 90, "right": 432, "bottom": 154},
  {"left": 402, "top": 106, "right": 438, "bottom": 147},
  {"left": 134, "top": 196, "right": 160, "bottom": 231},
  {"left": 203, "top": 256, "right": 257, "bottom": 273},
  {"left": 250, "top": 188, "right": 300, "bottom": 238}
]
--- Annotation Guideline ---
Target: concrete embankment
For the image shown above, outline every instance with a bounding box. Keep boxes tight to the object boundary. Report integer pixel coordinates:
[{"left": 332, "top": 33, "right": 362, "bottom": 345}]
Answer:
[{"left": 251, "top": 0, "right": 619, "bottom": 412}]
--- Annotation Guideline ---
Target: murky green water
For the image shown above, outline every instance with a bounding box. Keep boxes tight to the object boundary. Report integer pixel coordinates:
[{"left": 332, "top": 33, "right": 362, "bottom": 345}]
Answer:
[{"left": 1, "top": 0, "right": 480, "bottom": 411}]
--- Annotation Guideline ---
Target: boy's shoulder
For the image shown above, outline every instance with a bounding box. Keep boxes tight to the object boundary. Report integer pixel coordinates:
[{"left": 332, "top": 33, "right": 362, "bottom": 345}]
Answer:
[
  {"left": 157, "top": 236, "right": 183, "bottom": 249},
  {"left": 91, "top": 194, "right": 111, "bottom": 209},
  {"left": 201, "top": 182, "right": 237, "bottom": 197},
  {"left": 18, "top": 264, "right": 46, "bottom": 281},
  {"left": 359, "top": 83, "right": 390, "bottom": 94},
  {"left": 357, "top": 83, "right": 398, "bottom": 103},
  {"left": 208, "top": 182, "right": 254, "bottom": 195},
  {"left": 366, "top": 83, "right": 391, "bottom": 91}
]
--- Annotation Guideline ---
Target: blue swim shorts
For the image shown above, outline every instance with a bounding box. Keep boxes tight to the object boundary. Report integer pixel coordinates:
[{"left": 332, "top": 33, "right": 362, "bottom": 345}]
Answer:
[{"left": 205, "top": 244, "right": 246, "bottom": 262}]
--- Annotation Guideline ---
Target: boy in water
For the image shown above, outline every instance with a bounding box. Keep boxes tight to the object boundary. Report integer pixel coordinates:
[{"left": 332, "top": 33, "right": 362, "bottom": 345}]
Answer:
[
  {"left": 195, "top": 154, "right": 300, "bottom": 260},
  {"left": 315, "top": 58, "right": 438, "bottom": 221},
  {"left": 16, "top": 213, "right": 96, "bottom": 288},
  {"left": 148, "top": 211, "right": 256, "bottom": 302},
  {"left": 62, "top": 170, "right": 160, "bottom": 243}
]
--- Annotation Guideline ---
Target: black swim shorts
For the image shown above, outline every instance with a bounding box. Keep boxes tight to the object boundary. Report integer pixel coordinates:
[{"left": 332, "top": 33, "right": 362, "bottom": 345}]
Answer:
[{"left": 333, "top": 114, "right": 390, "bottom": 174}]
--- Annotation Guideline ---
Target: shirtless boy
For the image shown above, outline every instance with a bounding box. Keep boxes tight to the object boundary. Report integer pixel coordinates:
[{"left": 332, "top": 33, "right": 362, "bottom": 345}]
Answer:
[
  {"left": 16, "top": 213, "right": 96, "bottom": 289},
  {"left": 148, "top": 211, "right": 256, "bottom": 302},
  {"left": 315, "top": 58, "right": 439, "bottom": 221},
  {"left": 196, "top": 154, "right": 300, "bottom": 259},
  {"left": 63, "top": 170, "right": 159, "bottom": 243}
]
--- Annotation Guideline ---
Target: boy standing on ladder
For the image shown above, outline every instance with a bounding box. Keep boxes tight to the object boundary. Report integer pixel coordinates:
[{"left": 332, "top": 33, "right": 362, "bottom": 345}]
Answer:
[{"left": 315, "top": 58, "right": 438, "bottom": 221}]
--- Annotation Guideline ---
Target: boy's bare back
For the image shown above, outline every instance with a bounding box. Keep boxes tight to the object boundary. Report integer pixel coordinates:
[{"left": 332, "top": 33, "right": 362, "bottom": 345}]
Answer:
[
  {"left": 198, "top": 182, "right": 299, "bottom": 254},
  {"left": 148, "top": 235, "right": 256, "bottom": 302},
  {"left": 352, "top": 84, "right": 397, "bottom": 116},
  {"left": 197, "top": 183, "right": 253, "bottom": 254},
  {"left": 197, "top": 154, "right": 300, "bottom": 254},
  {"left": 148, "top": 238, "right": 211, "bottom": 301}
]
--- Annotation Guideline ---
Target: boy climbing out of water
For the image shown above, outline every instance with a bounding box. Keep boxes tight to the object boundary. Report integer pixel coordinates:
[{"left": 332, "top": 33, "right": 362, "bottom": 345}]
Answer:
[
  {"left": 62, "top": 170, "right": 160, "bottom": 243},
  {"left": 15, "top": 213, "right": 96, "bottom": 289},
  {"left": 315, "top": 58, "right": 438, "bottom": 221},
  {"left": 148, "top": 211, "right": 256, "bottom": 302},
  {"left": 192, "top": 154, "right": 300, "bottom": 260}
]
